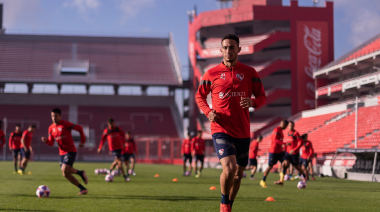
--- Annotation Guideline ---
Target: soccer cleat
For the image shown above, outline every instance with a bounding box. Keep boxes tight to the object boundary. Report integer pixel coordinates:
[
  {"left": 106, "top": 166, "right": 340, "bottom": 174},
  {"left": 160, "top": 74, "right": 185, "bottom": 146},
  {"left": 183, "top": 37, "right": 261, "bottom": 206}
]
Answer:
[
  {"left": 125, "top": 177, "right": 131, "bottom": 182},
  {"left": 77, "top": 190, "right": 88, "bottom": 195},
  {"left": 132, "top": 171, "right": 136, "bottom": 176},
  {"left": 182, "top": 172, "right": 187, "bottom": 176},
  {"left": 250, "top": 177, "right": 255, "bottom": 180},
  {"left": 195, "top": 172, "right": 200, "bottom": 178},
  {"left": 128, "top": 169, "right": 132, "bottom": 175},
  {"left": 19, "top": 170, "right": 25, "bottom": 175},
  {"left": 260, "top": 180, "right": 267, "bottom": 188},
  {"left": 312, "top": 176, "right": 316, "bottom": 181},
  {"left": 220, "top": 203, "right": 231, "bottom": 212},
  {"left": 81, "top": 171, "right": 88, "bottom": 185},
  {"left": 291, "top": 176, "right": 295, "bottom": 180},
  {"left": 274, "top": 180, "right": 284, "bottom": 186}
]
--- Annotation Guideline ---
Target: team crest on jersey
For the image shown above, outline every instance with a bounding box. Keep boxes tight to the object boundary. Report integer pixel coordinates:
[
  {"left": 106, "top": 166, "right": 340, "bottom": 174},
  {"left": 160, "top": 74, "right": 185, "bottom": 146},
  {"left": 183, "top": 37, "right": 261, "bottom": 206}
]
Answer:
[
  {"left": 58, "top": 127, "right": 62, "bottom": 132},
  {"left": 218, "top": 149, "right": 224, "bottom": 155},
  {"left": 52, "top": 128, "right": 55, "bottom": 132},
  {"left": 236, "top": 73, "right": 244, "bottom": 81},
  {"left": 219, "top": 92, "right": 224, "bottom": 99},
  {"left": 220, "top": 73, "right": 226, "bottom": 80}
]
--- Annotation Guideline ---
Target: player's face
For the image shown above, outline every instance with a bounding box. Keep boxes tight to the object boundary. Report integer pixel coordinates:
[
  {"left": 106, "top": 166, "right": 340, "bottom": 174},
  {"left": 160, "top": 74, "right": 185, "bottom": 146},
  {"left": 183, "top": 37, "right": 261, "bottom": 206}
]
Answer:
[
  {"left": 220, "top": 39, "right": 241, "bottom": 63},
  {"left": 126, "top": 133, "right": 131, "bottom": 139},
  {"left": 289, "top": 123, "right": 294, "bottom": 131},
  {"left": 107, "top": 122, "right": 115, "bottom": 128},
  {"left": 257, "top": 138, "right": 262, "bottom": 143},
  {"left": 51, "top": 112, "right": 61, "bottom": 124},
  {"left": 15, "top": 126, "right": 20, "bottom": 132},
  {"left": 280, "top": 121, "right": 288, "bottom": 129},
  {"left": 29, "top": 127, "right": 36, "bottom": 133},
  {"left": 197, "top": 133, "right": 202, "bottom": 138}
]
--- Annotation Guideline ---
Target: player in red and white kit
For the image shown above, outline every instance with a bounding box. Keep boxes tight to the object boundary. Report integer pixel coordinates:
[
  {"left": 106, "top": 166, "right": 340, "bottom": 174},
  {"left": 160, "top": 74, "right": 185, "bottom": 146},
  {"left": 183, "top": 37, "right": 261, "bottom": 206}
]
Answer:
[
  {"left": 248, "top": 135, "right": 262, "bottom": 180},
  {"left": 191, "top": 130, "right": 205, "bottom": 178},
  {"left": 196, "top": 34, "right": 266, "bottom": 211},
  {"left": 275, "top": 121, "right": 307, "bottom": 185},
  {"left": 123, "top": 131, "right": 138, "bottom": 176},
  {"left": 19, "top": 124, "right": 36, "bottom": 175},
  {"left": 9, "top": 124, "right": 23, "bottom": 174},
  {"left": 300, "top": 134, "right": 314, "bottom": 180},
  {"left": 0, "top": 121, "right": 5, "bottom": 150},
  {"left": 181, "top": 133, "right": 192, "bottom": 176},
  {"left": 41, "top": 108, "right": 88, "bottom": 195},
  {"left": 98, "top": 118, "right": 129, "bottom": 181}
]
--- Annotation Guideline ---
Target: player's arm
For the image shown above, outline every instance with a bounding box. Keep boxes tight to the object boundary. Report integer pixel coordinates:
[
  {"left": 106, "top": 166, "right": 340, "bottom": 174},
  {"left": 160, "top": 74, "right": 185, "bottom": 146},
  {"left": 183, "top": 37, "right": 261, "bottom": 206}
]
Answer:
[
  {"left": 41, "top": 128, "right": 55, "bottom": 146},
  {"left": 294, "top": 132, "right": 303, "bottom": 152},
  {"left": 8, "top": 133, "right": 13, "bottom": 151},
  {"left": 308, "top": 143, "right": 314, "bottom": 160},
  {"left": 97, "top": 130, "right": 107, "bottom": 153},
  {"left": 250, "top": 71, "right": 266, "bottom": 108},
  {"left": 21, "top": 131, "right": 27, "bottom": 151},
  {"left": 196, "top": 72, "right": 219, "bottom": 122},
  {"left": 181, "top": 141, "right": 185, "bottom": 156},
  {"left": 69, "top": 123, "right": 86, "bottom": 147}
]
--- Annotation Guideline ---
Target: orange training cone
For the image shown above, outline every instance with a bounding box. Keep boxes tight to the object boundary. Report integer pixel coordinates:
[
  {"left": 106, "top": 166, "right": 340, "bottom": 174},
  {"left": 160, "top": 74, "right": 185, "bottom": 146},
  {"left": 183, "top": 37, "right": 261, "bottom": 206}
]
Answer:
[
  {"left": 172, "top": 178, "right": 178, "bottom": 182},
  {"left": 155, "top": 174, "right": 159, "bottom": 177},
  {"left": 209, "top": 186, "right": 217, "bottom": 190},
  {"left": 265, "top": 197, "right": 276, "bottom": 202}
]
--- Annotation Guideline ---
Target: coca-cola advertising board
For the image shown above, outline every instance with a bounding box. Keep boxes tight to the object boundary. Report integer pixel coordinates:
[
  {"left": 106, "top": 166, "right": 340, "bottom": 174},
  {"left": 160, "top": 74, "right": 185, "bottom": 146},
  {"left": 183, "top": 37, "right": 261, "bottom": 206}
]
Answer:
[{"left": 297, "top": 21, "right": 329, "bottom": 111}]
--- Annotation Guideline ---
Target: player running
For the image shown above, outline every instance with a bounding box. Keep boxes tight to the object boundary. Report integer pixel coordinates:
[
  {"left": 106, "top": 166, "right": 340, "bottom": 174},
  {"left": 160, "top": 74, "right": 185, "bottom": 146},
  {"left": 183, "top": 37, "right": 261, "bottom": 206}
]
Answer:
[
  {"left": 41, "top": 108, "right": 88, "bottom": 195},
  {"left": 123, "top": 131, "right": 138, "bottom": 176},
  {"left": 181, "top": 133, "right": 192, "bottom": 176},
  {"left": 98, "top": 118, "right": 129, "bottom": 181},
  {"left": 248, "top": 135, "right": 262, "bottom": 180},
  {"left": 275, "top": 121, "right": 307, "bottom": 185},
  {"left": 300, "top": 134, "right": 314, "bottom": 181},
  {"left": 196, "top": 34, "right": 266, "bottom": 211},
  {"left": 0, "top": 121, "right": 5, "bottom": 149},
  {"left": 260, "top": 120, "right": 288, "bottom": 188},
  {"left": 191, "top": 130, "right": 205, "bottom": 178},
  {"left": 9, "top": 124, "right": 22, "bottom": 174},
  {"left": 19, "top": 124, "right": 36, "bottom": 175}
]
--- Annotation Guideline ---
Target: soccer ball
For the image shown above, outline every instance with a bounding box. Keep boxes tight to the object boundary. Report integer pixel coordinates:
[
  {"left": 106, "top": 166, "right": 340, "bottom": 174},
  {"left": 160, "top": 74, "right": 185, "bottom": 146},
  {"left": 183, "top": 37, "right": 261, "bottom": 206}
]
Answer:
[
  {"left": 36, "top": 185, "right": 50, "bottom": 198},
  {"left": 111, "top": 170, "right": 120, "bottom": 176},
  {"left": 242, "top": 172, "right": 247, "bottom": 178},
  {"left": 297, "top": 181, "right": 306, "bottom": 189},
  {"left": 95, "top": 169, "right": 101, "bottom": 175},
  {"left": 284, "top": 174, "right": 291, "bottom": 181},
  {"left": 105, "top": 174, "right": 114, "bottom": 182}
]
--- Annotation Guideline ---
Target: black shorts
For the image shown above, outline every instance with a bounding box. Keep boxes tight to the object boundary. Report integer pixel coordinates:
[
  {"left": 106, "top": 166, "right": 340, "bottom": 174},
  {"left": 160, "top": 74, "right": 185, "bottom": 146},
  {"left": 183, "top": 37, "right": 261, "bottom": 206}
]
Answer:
[
  {"left": 123, "top": 153, "right": 135, "bottom": 161},
  {"left": 268, "top": 152, "right": 285, "bottom": 166},
  {"left": 195, "top": 154, "right": 205, "bottom": 163},
  {"left": 249, "top": 158, "right": 257, "bottom": 167},
  {"left": 284, "top": 152, "right": 299, "bottom": 166},
  {"left": 212, "top": 133, "right": 250, "bottom": 167},
  {"left": 300, "top": 158, "right": 310, "bottom": 168},
  {"left": 59, "top": 152, "right": 77, "bottom": 167},
  {"left": 21, "top": 148, "right": 31, "bottom": 159},
  {"left": 12, "top": 149, "right": 21, "bottom": 158},
  {"left": 183, "top": 154, "right": 192, "bottom": 163},
  {"left": 111, "top": 149, "right": 122, "bottom": 159}
]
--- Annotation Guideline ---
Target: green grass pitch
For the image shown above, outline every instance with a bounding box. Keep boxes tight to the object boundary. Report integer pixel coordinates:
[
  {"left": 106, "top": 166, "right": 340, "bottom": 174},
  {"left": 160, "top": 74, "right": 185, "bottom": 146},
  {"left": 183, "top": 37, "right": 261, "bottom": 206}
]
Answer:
[{"left": 0, "top": 161, "right": 379, "bottom": 211}]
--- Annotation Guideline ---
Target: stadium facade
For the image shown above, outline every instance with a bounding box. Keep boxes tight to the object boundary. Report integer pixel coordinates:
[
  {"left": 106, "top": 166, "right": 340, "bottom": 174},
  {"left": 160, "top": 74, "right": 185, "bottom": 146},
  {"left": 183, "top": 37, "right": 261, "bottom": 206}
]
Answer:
[{"left": 187, "top": 0, "right": 334, "bottom": 138}]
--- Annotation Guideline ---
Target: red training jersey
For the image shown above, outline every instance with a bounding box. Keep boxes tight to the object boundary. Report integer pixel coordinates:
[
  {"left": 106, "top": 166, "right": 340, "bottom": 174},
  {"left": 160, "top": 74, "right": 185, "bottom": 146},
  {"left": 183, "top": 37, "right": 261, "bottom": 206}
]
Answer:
[
  {"left": 46, "top": 120, "right": 86, "bottom": 155},
  {"left": 0, "top": 129, "right": 5, "bottom": 148},
  {"left": 98, "top": 126, "right": 125, "bottom": 151},
  {"left": 9, "top": 131, "right": 22, "bottom": 150},
  {"left": 123, "top": 138, "right": 138, "bottom": 154},
  {"left": 196, "top": 62, "right": 266, "bottom": 138},
  {"left": 249, "top": 140, "right": 259, "bottom": 159},
  {"left": 181, "top": 139, "right": 192, "bottom": 155},
  {"left": 191, "top": 137, "right": 205, "bottom": 155},
  {"left": 285, "top": 130, "right": 302, "bottom": 154},
  {"left": 21, "top": 130, "right": 33, "bottom": 149},
  {"left": 301, "top": 140, "right": 314, "bottom": 159},
  {"left": 269, "top": 127, "right": 284, "bottom": 154}
]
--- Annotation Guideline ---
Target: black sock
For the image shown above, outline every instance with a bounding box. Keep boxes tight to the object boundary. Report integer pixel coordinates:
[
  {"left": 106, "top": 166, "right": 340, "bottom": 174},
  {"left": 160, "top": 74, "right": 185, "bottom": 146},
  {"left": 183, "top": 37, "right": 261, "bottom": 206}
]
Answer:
[
  {"left": 14, "top": 167, "right": 17, "bottom": 172},
  {"left": 250, "top": 174, "right": 254, "bottom": 178},
  {"left": 76, "top": 170, "right": 83, "bottom": 177},
  {"left": 230, "top": 200, "right": 234, "bottom": 208},
  {"left": 124, "top": 174, "right": 127, "bottom": 178},
  {"left": 221, "top": 193, "right": 230, "bottom": 204},
  {"left": 77, "top": 184, "right": 86, "bottom": 191},
  {"left": 262, "top": 176, "right": 267, "bottom": 182}
]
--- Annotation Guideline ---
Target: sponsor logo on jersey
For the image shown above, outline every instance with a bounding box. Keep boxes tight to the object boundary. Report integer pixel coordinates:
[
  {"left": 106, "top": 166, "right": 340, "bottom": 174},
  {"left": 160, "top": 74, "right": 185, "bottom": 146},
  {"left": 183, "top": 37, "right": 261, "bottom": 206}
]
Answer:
[
  {"left": 218, "top": 149, "right": 224, "bottom": 155},
  {"left": 236, "top": 73, "right": 244, "bottom": 81},
  {"left": 219, "top": 91, "right": 246, "bottom": 99}
]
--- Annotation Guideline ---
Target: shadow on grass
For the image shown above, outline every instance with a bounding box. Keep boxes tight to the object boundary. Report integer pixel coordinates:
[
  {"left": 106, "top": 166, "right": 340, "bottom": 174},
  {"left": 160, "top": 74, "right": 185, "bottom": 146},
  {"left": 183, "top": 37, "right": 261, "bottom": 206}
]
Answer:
[{"left": 8, "top": 194, "right": 276, "bottom": 202}]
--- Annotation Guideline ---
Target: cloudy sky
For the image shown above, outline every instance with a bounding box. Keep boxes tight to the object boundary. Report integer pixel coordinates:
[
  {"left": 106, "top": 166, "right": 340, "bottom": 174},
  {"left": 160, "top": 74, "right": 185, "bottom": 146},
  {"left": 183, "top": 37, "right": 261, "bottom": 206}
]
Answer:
[{"left": 1, "top": 0, "right": 380, "bottom": 67}]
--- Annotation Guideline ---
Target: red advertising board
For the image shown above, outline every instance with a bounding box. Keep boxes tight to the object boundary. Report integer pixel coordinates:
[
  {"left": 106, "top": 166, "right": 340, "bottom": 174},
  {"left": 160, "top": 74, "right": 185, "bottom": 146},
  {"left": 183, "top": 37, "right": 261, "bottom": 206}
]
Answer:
[
  {"left": 330, "top": 84, "right": 343, "bottom": 93},
  {"left": 297, "top": 21, "right": 329, "bottom": 111},
  {"left": 317, "top": 87, "right": 328, "bottom": 96}
]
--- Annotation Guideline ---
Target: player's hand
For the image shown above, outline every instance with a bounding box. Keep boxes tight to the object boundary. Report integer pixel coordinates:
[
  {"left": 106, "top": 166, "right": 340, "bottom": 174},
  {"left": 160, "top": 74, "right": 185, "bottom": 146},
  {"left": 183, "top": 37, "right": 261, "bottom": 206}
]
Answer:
[
  {"left": 240, "top": 97, "right": 252, "bottom": 109},
  {"left": 307, "top": 157, "right": 310, "bottom": 160},
  {"left": 208, "top": 110, "right": 220, "bottom": 122},
  {"left": 24, "top": 147, "right": 28, "bottom": 152},
  {"left": 289, "top": 150, "right": 294, "bottom": 154},
  {"left": 79, "top": 143, "right": 85, "bottom": 148},
  {"left": 30, "top": 148, "right": 33, "bottom": 153},
  {"left": 41, "top": 137, "right": 48, "bottom": 143},
  {"left": 97, "top": 149, "right": 101, "bottom": 154}
]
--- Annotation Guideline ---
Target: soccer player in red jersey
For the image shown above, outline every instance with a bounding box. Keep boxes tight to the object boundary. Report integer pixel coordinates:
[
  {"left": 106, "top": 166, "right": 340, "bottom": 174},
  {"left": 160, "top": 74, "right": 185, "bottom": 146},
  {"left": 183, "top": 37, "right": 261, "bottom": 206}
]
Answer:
[
  {"left": 0, "top": 121, "right": 5, "bottom": 149},
  {"left": 123, "top": 131, "right": 138, "bottom": 176},
  {"left": 259, "top": 120, "right": 288, "bottom": 188},
  {"left": 98, "top": 118, "right": 130, "bottom": 181},
  {"left": 9, "top": 124, "right": 23, "bottom": 174},
  {"left": 196, "top": 34, "right": 266, "bottom": 211},
  {"left": 19, "top": 124, "right": 36, "bottom": 175},
  {"left": 181, "top": 133, "right": 193, "bottom": 176},
  {"left": 191, "top": 130, "right": 205, "bottom": 178},
  {"left": 41, "top": 108, "right": 89, "bottom": 195},
  {"left": 248, "top": 135, "right": 262, "bottom": 180},
  {"left": 275, "top": 121, "right": 307, "bottom": 185},
  {"left": 300, "top": 134, "right": 314, "bottom": 180}
]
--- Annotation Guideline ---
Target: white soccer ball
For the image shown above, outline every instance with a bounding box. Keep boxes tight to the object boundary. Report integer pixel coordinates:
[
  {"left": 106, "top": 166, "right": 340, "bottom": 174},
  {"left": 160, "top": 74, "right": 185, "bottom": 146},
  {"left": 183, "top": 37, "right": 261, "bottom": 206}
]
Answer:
[
  {"left": 111, "top": 170, "right": 120, "bottom": 176},
  {"left": 284, "top": 175, "right": 291, "bottom": 181},
  {"left": 105, "top": 174, "right": 114, "bottom": 182},
  {"left": 95, "top": 169, "right": 100, "bottom": 175},
  {"left": 242, "top": 172, "right": 247, "bottom": 178},
  {"left": 36, "top": 185, "right": 50, "bottom": 198},
  {"left": 297, "top": 181, "right": 306, "bottom": 189}
]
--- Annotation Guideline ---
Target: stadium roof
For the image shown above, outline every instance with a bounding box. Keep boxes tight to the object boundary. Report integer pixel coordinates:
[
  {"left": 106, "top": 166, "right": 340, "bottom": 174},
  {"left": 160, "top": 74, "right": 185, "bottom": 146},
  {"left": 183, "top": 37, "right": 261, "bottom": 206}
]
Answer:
[
  {"left": 0, "top": 33, "right": 182, "bottom": 86},
  {"left": 314, "top": 32, "right": 380, "bottom": 77}
]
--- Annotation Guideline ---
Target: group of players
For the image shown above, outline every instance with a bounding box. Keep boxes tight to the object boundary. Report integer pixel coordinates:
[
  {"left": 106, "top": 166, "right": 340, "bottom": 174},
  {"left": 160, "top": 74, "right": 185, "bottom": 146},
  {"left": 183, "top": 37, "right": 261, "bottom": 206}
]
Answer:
[
  {"left": 247, "top": 120, "right": 315, "bottom": 188},
  {"left": 181, "top": 131, "right": 206, "bottom": 178},
  {"left": 0, "top": 108, "right": 138, "bottom": 195}
]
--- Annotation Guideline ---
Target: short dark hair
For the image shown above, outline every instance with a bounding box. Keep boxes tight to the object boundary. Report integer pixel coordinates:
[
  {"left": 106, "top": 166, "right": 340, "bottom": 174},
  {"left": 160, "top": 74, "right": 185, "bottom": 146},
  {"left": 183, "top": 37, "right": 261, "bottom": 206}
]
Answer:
[
  {"left": 301, "top": 134, "right": 308, "bottom": 139},
  {"left": 187, "top": 132, "right": 191, "bottom": 137},
  {"left": 107, "top": 118, "right": 114, "bottom": 124},
  {"left": 29, "top": 124, "right": 36, "bottom": 129},
  {"left": 126, "top": 131, "right": 131, "bottom": 134},
  {"left": 51, "top": 108, "right": 62, "bottom": 115},
  {"left": 15, "top": 124, "right": 21, "bottom": 127},
  {"left": 221, "top": 34, "right": 240, "bottom": 46},
  {"left": 282, "top": 119, "right": 289, "bottom": 125},
  {"left": 197, "top": 130, "right": 202, "bottom": 134},
  {"left": 257, "top": 135, "right": 263, "bottom": 140}
]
